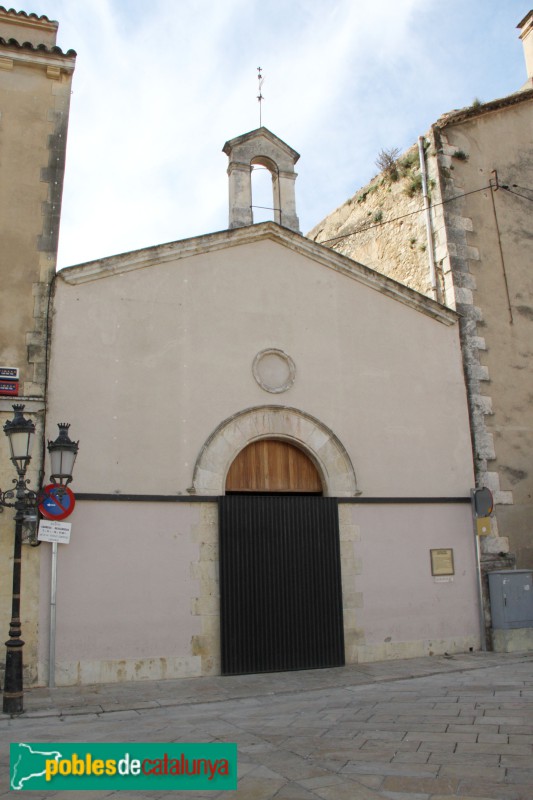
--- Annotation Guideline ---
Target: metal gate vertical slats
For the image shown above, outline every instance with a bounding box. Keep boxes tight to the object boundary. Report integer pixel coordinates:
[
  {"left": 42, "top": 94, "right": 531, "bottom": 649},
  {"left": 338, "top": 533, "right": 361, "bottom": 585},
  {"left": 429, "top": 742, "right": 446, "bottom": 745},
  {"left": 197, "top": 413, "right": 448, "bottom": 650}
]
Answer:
[{"left": 219, "top": 495, "right": 345, "bottom": 675}]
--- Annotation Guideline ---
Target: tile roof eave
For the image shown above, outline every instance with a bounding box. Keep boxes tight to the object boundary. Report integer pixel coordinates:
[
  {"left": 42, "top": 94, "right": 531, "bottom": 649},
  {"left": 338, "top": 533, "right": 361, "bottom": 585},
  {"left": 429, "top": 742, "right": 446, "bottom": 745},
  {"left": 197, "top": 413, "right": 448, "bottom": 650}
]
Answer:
[
  {"left": 0, "top": 36, "right": 76, "bottom": 58},
  {"left": 0, "top": 5, "right": 56, "bottom": 25}
]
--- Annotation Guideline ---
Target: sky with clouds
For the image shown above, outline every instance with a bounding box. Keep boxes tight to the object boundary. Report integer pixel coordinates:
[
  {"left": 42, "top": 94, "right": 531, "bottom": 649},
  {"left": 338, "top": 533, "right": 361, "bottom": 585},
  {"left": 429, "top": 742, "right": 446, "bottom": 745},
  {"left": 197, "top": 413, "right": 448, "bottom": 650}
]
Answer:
[{"left": 23, "top": 0, "right": 530, "bottom": 268}]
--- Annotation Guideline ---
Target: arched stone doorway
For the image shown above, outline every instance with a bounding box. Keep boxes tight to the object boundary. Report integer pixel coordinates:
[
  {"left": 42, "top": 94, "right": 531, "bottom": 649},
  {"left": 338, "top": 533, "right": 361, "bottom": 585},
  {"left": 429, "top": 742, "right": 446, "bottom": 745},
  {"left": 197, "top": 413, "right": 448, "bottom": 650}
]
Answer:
[
  {"left": 190, "top": 406, "right": 357, "bottom": 675},
  {"left": 189, "top": 405, "right": 359, "bottom": 497}
]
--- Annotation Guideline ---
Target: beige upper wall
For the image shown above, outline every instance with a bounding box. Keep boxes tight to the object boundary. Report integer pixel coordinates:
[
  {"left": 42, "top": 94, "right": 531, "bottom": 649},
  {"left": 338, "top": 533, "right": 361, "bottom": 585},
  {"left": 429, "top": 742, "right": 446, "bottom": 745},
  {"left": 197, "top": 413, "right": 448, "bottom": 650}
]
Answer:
[
  {"left": 0, "top": 16, "right": 75, "bottom": 392},
  {"left": 48, "top": 233, "right": 473, "bottom": 499}
]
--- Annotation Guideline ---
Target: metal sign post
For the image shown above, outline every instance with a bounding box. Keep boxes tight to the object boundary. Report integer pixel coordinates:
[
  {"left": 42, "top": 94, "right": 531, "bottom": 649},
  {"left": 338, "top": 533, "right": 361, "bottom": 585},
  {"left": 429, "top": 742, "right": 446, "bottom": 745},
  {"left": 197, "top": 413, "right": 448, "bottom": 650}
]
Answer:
[
  {"left": 38, "top": 494, "right": 75, "bottom": 689},
  {"left": 49, "top": 541, "right": 58, "bottom": 688},
  {"left": 470, "top": 488, "right": 494, "bottom": 653}
]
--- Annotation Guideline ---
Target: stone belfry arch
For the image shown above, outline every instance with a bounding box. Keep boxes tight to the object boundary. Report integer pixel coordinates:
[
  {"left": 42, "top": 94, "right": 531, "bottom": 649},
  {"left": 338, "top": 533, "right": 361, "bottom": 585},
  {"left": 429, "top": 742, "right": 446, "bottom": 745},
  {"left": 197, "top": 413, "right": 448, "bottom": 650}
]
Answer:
[{"left": 222, "top": 127, "right": 300, "bottom": 232}]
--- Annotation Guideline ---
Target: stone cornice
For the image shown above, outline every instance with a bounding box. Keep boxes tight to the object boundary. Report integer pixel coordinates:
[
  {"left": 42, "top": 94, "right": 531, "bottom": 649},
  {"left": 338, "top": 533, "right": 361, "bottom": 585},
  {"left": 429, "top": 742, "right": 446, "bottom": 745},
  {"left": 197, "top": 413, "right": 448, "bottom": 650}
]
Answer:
[
  {"left": 0, "top": 396, "right": 45, "bottom": 413},
  {"left": 0, "top": 50, "right": 75, "bottom": 74},
  {"left": 435, "top": 88, "right": 533, "bottom": 129},
  {"left": 57, "top": 222, "right": 458, "bottom": 326}
]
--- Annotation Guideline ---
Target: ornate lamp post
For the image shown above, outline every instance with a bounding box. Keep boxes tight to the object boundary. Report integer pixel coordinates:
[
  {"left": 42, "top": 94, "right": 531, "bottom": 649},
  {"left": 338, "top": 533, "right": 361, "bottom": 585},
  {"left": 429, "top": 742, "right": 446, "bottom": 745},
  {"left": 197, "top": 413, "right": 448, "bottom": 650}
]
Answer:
[
  {"left": 0, "top": 404, "right": 78, "bottom": 714},
  {"left": 48, "top": 422, "right": 79, "bottom": 487}
]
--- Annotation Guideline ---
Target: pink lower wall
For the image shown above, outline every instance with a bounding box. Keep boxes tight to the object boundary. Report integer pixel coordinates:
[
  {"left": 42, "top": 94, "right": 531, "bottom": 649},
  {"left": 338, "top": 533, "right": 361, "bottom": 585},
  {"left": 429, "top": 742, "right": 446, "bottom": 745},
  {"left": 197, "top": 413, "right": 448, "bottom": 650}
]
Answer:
[
  {"left": 351, "top": 503, "right": 479, "bottom": 645},
  {"left": 39, "top": 502, "right": 201, "bottom": 669},
  {"left": 37, "top": 499, "right": 479, "bottom": 684}
]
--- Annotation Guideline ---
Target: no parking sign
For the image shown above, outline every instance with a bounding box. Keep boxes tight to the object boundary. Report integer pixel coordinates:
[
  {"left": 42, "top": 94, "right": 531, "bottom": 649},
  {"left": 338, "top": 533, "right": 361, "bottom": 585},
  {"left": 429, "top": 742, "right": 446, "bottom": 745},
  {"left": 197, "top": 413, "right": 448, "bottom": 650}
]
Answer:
[{"left": 38, "top": 484, "right": 76, "bottom": 521}]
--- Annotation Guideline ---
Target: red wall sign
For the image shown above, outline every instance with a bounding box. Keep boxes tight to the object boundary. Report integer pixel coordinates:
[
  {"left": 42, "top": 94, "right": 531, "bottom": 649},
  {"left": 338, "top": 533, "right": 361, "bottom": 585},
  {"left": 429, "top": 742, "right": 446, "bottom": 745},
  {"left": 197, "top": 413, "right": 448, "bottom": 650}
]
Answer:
[{"left": 0, "top": 381, "right": 19, "bottom": 396}]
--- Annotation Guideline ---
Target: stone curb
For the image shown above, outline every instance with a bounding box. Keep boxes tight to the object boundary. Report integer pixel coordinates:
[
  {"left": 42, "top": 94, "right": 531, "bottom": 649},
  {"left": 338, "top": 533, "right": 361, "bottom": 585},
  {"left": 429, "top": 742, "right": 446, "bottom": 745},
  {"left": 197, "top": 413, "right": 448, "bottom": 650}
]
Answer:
[{"left": 11, "top": 651, "right": 532, "bottom": 721}]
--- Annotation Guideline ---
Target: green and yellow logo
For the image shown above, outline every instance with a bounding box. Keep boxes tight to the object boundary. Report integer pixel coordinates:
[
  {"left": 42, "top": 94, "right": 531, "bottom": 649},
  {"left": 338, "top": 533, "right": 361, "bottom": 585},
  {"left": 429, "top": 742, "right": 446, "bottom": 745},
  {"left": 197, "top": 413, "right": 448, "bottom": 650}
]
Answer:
[{"left": 10, "top": 743, "right": 237, "bottom": 791}]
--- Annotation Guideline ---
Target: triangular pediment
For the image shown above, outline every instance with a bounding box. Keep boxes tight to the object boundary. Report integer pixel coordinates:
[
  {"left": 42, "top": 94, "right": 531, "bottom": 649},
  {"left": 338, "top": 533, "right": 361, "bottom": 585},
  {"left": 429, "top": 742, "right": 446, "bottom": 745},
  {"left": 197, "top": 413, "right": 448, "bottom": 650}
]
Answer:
[
  {"left": 58, "top": 222, "right": 456, "bottom": 326},
  {"left": 222, "top": 127, "right": 300, "bottom": 163}
]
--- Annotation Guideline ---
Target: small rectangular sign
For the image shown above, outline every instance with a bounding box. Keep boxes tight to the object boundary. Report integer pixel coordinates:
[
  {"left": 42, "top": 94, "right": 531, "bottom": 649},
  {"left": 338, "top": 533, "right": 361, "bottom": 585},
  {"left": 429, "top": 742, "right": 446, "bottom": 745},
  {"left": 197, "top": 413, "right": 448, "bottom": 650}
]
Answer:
[
  {"left": 430, "top": 548, "right": 455, "bottom": 576},
  {"left": 0, "top": 380, "right": 19, "bottom": 396},
  {"left": 38, "top": 520, "right": 72, "bottom": 544},
  {"left": 10, "top": 742, "right": 237, "bottom": 791},
  {"left": 476, "top": 517, "right": 492, "bottom": 536},
  {"left": 0, "top": 366, "right": 19, "bottom": 379}
]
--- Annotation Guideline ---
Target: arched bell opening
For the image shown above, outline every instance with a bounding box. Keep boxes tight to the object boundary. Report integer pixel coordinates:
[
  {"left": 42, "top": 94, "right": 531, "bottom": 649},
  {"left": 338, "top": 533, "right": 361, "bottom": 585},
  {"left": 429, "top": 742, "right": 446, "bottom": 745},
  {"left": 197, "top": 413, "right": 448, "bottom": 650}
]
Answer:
[
  {"left": 225, "top": 438, "right": 323, "bottom": 495},
  {"left": 250, "top": 156, "right": 280, "bottom": 225}
]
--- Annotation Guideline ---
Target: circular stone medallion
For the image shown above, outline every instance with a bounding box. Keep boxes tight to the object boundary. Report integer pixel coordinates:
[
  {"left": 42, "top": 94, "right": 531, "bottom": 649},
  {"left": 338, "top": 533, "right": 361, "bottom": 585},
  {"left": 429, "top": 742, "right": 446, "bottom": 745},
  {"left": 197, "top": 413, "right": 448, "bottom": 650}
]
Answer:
[{"left": 252, "top": 349, "right": 296, "bottom": 394}]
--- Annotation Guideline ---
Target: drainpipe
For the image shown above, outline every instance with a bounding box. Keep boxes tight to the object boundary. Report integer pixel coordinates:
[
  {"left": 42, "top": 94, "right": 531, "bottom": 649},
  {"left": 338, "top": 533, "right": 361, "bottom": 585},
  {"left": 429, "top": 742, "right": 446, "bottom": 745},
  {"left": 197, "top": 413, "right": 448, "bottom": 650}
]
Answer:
[{"left": 418, "top": 136, "right": 438, "bottom": 301}]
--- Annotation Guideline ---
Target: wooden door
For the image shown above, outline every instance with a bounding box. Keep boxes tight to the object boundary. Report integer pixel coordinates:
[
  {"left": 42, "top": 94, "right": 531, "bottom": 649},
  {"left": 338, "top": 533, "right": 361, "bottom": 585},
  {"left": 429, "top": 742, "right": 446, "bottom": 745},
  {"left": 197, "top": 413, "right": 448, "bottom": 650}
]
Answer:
[{"left": 225, "top": 439, "right": 322, "bottom": 494}]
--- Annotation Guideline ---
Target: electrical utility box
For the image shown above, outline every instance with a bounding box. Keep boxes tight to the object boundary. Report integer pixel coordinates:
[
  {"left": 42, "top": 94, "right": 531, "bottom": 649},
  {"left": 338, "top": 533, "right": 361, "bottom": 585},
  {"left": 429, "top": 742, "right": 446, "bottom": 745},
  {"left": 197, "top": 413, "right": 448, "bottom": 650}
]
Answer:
[{"left": 488, "top": 570, "right": 533, "bottom": 630}]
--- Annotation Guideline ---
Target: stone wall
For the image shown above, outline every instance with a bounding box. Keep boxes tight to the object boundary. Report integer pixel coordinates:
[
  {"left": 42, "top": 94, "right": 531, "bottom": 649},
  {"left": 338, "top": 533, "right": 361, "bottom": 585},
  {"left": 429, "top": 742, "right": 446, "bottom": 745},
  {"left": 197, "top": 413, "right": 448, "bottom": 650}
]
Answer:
[
  {"left": 308, "top": 145, "right": 436, "bottom": 298},
  {"left": 0, "top": 9, "right": 75, "bottom": 686},
  {"left": 434, "top": 99, "right": 533, "bottom": 569}
]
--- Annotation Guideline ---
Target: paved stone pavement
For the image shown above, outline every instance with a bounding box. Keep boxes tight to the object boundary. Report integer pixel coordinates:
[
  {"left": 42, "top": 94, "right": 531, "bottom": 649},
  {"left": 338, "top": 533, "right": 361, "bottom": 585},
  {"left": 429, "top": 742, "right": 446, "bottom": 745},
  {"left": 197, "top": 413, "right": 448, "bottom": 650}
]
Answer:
[{"left": 1, "top": 651, "right": 532, "bottom": 799}]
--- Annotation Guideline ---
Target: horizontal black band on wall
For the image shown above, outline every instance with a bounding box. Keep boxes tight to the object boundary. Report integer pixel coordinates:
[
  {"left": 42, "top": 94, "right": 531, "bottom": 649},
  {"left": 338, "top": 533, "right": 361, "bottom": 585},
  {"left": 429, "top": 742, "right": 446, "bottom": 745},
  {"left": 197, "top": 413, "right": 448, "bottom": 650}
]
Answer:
[
  {"left": 76, "top": 493, "right": 218, "bottom": 502},
  {"left": 75, "top": 493, "right": 471, "bottom": 504},
  {"left": 340, "top": 496, "right": 471, "bottom": 504}
]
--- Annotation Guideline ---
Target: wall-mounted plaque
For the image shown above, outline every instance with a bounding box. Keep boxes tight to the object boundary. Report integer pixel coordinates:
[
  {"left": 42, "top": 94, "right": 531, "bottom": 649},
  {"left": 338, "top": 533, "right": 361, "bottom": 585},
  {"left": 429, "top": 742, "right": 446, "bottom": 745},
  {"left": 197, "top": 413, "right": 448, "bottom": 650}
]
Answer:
[{"left": 430, "top": 548, "right": 454, "bottom": 577}]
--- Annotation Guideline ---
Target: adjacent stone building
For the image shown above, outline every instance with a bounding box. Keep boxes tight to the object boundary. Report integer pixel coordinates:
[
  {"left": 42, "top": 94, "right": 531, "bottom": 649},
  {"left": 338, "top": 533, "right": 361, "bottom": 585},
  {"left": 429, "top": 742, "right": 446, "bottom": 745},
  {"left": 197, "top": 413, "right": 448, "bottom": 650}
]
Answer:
[
  {"left": 310, "top": 13, "right": 533, "bottom": 592},
  {"left": 0, "top": 7, "right": 75, "bottom": 685}
]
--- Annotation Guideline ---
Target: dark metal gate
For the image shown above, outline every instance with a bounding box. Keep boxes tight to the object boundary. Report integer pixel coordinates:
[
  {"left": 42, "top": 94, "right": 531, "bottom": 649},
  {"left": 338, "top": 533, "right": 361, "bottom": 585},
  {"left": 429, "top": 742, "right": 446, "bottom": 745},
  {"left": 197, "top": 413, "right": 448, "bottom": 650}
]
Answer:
[{"left": 219, "top": 495, "right": 345, "bottom": 675}]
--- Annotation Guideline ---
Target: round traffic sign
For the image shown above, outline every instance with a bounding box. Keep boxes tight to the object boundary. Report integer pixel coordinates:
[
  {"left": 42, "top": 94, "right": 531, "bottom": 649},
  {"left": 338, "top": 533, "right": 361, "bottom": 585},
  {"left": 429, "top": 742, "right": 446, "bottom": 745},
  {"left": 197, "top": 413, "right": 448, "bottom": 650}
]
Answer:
[{"left": 39, "top": 484, "right": 76, "bottom": 521}]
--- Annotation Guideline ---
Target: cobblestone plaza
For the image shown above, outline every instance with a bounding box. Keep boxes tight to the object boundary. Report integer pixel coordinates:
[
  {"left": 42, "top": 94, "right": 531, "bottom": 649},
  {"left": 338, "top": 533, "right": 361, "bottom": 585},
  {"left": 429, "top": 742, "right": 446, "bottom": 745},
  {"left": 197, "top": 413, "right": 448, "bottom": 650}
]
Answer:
[{"left": 1, "top": 652, "right": 532, "bottom": 798}]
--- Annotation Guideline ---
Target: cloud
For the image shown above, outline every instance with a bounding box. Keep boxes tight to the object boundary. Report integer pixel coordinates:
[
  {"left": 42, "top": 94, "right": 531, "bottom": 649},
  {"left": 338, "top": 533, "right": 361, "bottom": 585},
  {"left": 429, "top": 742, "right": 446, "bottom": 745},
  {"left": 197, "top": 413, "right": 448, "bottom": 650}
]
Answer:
[{"left": 25, "top": 0, "right": 528, "bottom": 267}]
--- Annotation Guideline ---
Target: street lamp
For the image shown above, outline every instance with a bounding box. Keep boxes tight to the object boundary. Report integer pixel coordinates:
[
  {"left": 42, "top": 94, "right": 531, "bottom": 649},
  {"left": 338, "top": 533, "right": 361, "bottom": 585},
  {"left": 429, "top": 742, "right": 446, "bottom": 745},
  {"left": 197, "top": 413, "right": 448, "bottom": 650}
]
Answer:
[
  {"left": 48, "top": 423, "right": 78, "bottom": 488},
  {"left": 0, "top": 404, "right": 78, "bottom": 714}
]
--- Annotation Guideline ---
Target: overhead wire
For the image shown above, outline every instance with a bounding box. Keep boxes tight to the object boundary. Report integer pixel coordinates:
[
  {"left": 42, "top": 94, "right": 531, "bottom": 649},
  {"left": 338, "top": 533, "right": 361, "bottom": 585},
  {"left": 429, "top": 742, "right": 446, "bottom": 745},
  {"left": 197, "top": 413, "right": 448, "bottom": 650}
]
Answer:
[
  {"left": 505, "top": 183, "right": 533, "bottom": 194},
  {"left": 245, "top": 170, "right": 533, "bottom": 239},
  {"left": 316, "top": 184, "right": 495, "bottom": 246},
  {"left": 500, "top": 185, "right": 533, "bottom": 203}
]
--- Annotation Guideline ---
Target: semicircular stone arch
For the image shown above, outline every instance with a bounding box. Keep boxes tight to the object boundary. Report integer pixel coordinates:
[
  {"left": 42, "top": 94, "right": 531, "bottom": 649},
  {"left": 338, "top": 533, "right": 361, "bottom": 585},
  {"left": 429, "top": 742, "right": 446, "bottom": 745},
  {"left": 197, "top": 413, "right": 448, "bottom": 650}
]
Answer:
[
  {"left": 189, "top": 406, "right": 359, "bottom": 497},
  {"left": 251, "top": 154, "right": 278, "bottom": 173}
]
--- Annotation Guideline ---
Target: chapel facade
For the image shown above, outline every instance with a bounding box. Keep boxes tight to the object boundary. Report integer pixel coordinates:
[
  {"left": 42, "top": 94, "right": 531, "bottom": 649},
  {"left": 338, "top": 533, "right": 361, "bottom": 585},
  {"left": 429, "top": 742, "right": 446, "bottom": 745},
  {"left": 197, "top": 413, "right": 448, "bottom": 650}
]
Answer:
[{"left": 40, "top": 127, "right": 480, "bottom": 686}]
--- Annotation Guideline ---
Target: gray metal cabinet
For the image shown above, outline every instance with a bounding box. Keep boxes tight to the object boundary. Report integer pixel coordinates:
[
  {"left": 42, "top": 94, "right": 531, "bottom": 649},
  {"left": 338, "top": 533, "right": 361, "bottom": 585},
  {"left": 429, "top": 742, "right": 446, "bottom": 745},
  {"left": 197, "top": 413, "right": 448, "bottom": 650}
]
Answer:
[{"left": 488, "top": 570, "right": 533, "bottom": 629}]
